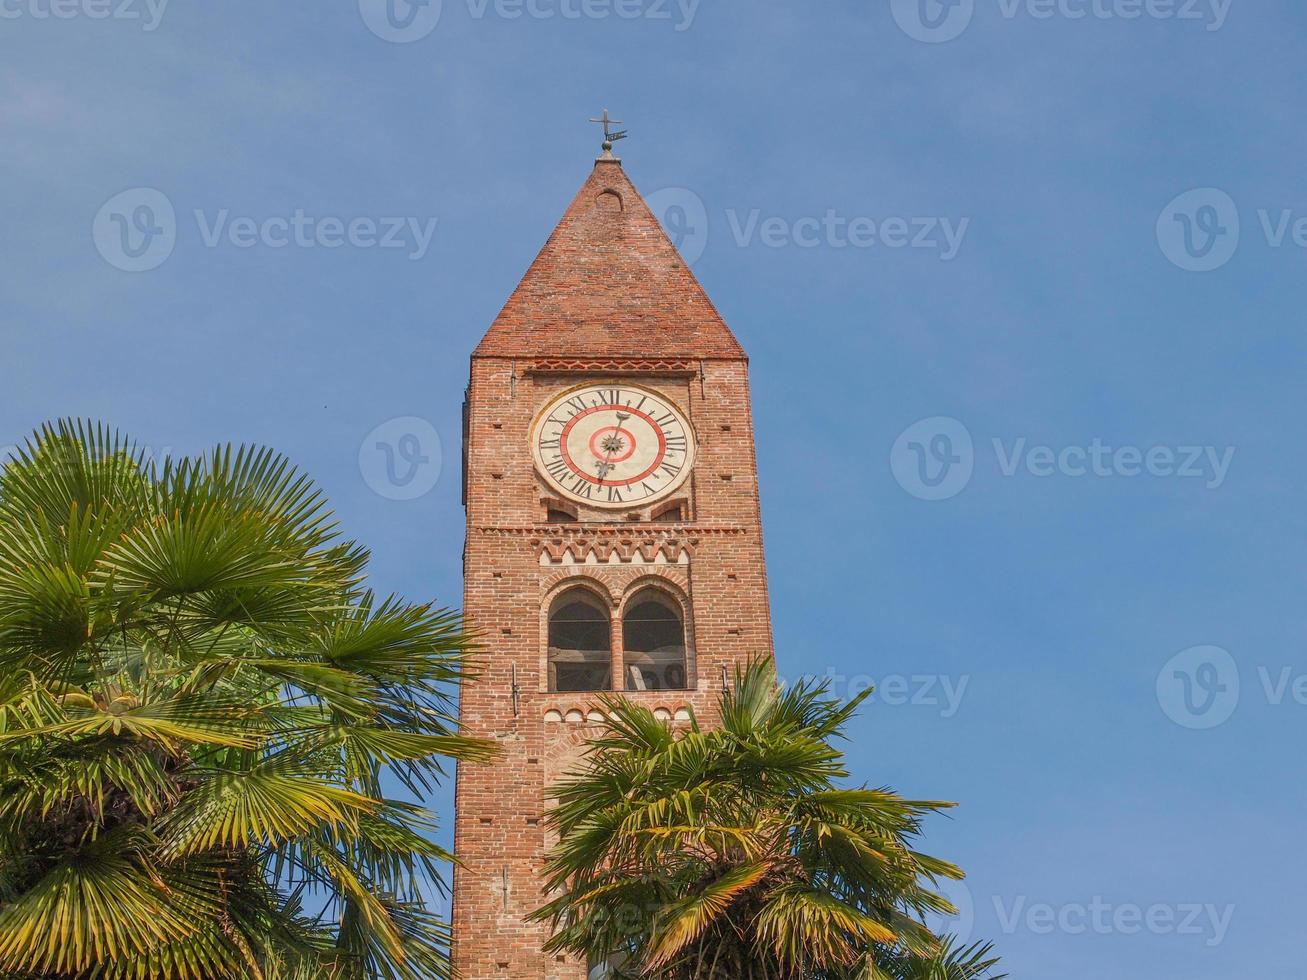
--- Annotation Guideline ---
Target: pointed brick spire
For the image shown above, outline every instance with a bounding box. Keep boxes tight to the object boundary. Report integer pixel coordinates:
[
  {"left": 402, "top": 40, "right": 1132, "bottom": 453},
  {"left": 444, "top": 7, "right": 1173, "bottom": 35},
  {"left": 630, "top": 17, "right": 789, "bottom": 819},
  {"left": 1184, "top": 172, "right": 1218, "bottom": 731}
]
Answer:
[{"left": 474, "top": 160, "right": 744, "bottom": 360}]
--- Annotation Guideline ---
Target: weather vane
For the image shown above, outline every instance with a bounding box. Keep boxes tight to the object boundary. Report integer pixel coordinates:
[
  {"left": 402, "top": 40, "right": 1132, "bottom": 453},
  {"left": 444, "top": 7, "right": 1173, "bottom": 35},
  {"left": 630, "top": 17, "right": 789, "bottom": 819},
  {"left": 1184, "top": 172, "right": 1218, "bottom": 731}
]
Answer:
[{"left": 590, "top": 108, "right": 628, "bottom": 159}]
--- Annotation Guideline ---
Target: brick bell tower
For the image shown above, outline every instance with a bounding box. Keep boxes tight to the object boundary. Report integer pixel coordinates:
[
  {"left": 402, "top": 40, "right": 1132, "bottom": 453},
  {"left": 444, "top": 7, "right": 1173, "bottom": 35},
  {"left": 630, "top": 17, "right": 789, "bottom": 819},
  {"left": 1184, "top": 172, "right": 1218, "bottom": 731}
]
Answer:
[{"left": 452, "top": 129, "right": 774, "bottom": 979}]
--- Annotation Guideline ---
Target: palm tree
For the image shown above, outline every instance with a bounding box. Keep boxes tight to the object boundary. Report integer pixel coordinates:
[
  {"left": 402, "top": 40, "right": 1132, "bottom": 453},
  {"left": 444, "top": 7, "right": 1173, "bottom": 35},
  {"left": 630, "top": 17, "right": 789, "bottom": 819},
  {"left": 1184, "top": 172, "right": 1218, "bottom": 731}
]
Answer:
[
  {"left": 0, "top": 421, "right": 493, "bottom": 980},
  {"left": 532, "top": 660, "right": 1003, "bottom": 980}
]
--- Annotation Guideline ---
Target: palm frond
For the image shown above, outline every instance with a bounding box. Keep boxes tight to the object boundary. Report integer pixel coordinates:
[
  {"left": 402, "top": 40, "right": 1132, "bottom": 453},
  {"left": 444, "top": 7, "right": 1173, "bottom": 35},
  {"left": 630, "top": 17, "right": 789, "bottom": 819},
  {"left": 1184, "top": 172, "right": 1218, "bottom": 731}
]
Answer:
[
  {"left": 0, "top": 421, "right": 492, "bottom": 979},
  {"left": 535, "top": 655, "right": 1003, "bottom": 980}
]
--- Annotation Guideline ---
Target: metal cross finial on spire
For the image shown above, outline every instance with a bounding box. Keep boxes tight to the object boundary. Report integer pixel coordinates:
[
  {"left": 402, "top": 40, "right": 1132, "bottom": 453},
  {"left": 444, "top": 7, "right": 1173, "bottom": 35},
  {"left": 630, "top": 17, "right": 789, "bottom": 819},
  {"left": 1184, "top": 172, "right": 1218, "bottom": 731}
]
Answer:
[{"left": 589, "top": 108, "right": 628, "bottom": 160}]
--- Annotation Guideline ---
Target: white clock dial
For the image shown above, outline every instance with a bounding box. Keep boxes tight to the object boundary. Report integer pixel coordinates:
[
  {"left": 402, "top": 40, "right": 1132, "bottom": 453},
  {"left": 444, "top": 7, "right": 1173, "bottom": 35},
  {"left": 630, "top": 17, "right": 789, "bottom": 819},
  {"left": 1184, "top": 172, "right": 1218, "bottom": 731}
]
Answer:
[{"left": 531, "top": 383, "right": 696, "bottom": 508}]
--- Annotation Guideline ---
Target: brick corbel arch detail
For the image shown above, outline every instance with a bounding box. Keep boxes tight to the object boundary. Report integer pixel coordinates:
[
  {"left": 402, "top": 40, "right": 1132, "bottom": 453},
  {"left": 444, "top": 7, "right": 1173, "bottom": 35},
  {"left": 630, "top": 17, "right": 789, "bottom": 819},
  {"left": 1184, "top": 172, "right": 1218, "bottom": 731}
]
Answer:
[
  {"left": 540, "top": 568, "right": 623, "bottom": 605},
  {"left": 613, "top": 565, "right": 690, "bottom": 597},
  {"left": 618, "top": 572, "right": 692, "bottom": 615},
  {"left": 540, "top": 566, "right": 690, "bottom": 604},
  {"left": 536, "top": 536, "right": 697, "bottom": 565}
]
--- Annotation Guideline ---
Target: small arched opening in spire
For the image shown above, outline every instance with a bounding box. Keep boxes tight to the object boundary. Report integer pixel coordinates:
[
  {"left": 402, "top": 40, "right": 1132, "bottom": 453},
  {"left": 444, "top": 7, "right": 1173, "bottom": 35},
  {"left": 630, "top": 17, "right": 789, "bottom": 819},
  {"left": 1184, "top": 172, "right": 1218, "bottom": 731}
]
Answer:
[{"left": 595, "top": 189, "right": 624, "bottom": 212}]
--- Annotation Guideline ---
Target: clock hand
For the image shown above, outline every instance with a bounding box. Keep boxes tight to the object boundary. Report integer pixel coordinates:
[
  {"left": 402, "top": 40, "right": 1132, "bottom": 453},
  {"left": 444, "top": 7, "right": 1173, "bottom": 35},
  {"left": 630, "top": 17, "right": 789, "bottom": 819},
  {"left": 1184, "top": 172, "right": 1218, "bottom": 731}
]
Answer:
[{"left": 594, "top": 412, "right": 632, "bottom": 484}]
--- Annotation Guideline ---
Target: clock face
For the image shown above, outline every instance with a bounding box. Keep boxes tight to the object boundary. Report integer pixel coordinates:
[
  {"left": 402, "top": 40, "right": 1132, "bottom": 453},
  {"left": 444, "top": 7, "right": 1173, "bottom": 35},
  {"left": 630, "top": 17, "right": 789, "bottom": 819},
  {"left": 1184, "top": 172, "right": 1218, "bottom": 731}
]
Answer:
[{"left": 531, "top": 383, "right": 696, "bottom": 508}]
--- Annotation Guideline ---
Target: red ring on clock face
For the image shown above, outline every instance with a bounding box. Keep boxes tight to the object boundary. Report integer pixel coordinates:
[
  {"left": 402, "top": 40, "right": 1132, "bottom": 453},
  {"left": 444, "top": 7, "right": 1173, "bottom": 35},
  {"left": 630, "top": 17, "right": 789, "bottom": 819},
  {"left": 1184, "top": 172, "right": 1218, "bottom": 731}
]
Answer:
[
  {"left": 588, "top": 425, "right": 637, "bottom": 463},
  {"left": 559, "top": 405, "right": 667, "bottom": 487}
]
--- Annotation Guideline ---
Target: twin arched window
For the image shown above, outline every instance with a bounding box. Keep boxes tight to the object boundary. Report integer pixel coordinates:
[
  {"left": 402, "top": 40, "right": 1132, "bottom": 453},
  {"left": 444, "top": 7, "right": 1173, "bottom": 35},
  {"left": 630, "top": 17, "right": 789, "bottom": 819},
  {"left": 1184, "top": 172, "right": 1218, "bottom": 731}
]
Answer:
[{"left": 547, "top": 585, "right": 689, "bottom": 694}]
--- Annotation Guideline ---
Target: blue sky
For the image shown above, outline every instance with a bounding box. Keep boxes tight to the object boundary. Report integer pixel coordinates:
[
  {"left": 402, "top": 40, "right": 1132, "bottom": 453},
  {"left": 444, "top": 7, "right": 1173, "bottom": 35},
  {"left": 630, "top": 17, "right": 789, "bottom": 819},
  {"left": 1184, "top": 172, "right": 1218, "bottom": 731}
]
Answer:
[{"left": 3, "top": 0, "right": 1305, "bottom": 975}]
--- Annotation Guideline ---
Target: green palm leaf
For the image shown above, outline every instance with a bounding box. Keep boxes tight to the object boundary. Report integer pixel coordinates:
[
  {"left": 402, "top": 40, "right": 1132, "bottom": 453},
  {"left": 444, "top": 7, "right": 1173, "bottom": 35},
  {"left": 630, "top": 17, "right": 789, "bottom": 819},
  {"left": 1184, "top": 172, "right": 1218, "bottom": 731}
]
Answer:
[
  {"left": 0, "top": 421, "right": 493, "bottom": 979},
  {"left": 645, "top": 861, "right": 771, "bottom": 969},
  {"left": 533, "top": 657, "right": 1003, "bottom": 980},
  {"left": 0, "top": 831, "right": 212, "bottom": 975}
]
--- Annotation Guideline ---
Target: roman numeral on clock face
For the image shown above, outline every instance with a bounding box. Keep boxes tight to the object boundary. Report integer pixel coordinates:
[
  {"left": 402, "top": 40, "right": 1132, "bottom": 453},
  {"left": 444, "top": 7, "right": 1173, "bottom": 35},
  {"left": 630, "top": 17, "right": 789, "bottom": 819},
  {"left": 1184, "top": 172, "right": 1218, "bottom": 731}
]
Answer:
[{"left": 531, "top": 382, "right": 697, "bottom": 510}]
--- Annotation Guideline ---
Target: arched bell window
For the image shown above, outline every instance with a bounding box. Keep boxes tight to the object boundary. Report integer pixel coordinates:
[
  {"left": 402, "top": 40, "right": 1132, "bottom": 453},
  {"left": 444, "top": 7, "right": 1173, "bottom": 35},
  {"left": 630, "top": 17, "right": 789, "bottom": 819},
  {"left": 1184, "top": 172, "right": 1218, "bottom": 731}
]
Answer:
[
  {"left": 548, "top": 588, "right": 612, "bottom": 693},
  {"left": 622, "top": 588, "right": 688, "bottom": 692}
]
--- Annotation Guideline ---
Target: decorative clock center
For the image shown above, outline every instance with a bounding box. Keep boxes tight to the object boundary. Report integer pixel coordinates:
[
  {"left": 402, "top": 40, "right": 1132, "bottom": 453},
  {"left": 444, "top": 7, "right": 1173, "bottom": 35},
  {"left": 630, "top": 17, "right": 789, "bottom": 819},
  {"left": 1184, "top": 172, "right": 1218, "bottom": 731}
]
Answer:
[{"left": 588, "top": 424, "right": 638, "bottom": 464}]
